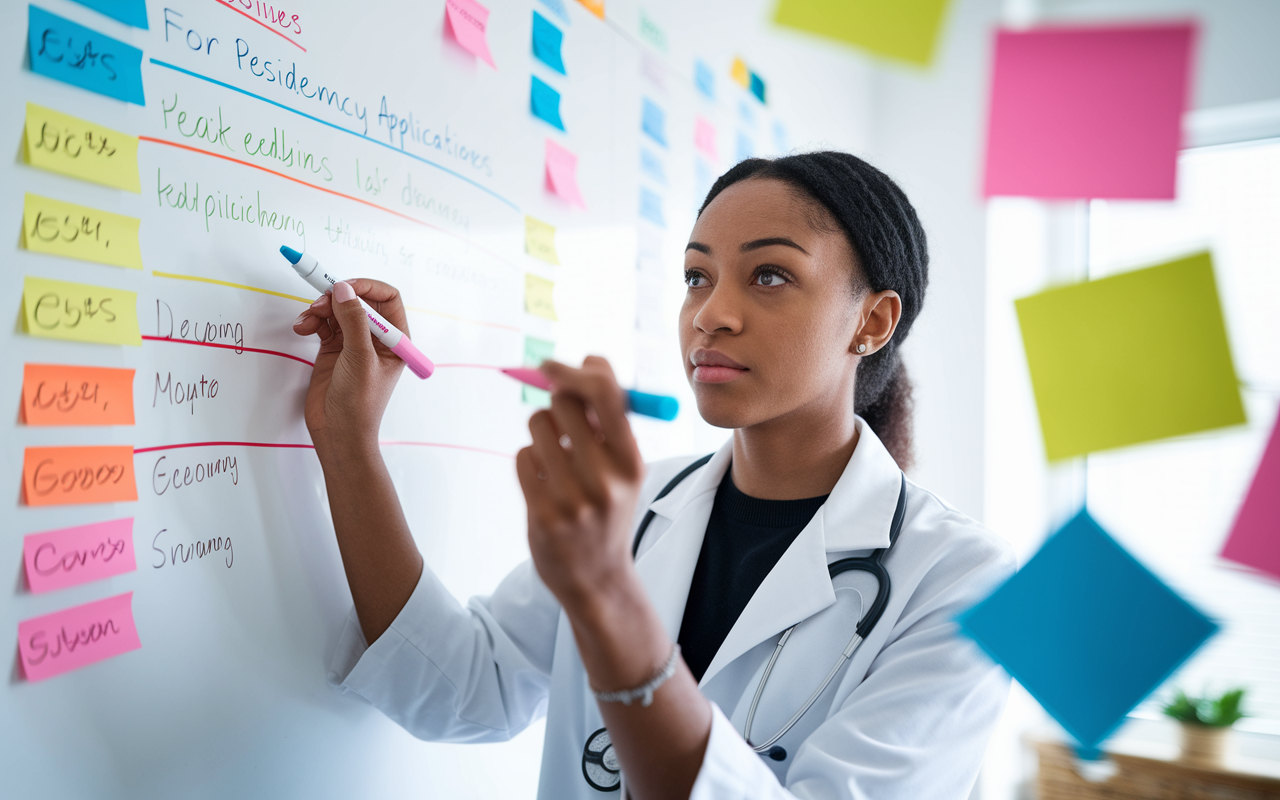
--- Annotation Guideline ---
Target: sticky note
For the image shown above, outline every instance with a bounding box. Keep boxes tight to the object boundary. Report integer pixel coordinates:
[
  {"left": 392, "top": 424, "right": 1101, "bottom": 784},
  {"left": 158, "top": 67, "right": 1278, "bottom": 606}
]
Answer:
[
  {"left": 24, "top": 103, "right": 140, "bottom": 192},
  {"left": 545, "top": 139, "right": 586, "bottom": 208},
  {"left": 522, "top": 336, "right": 556, "bottom": 405},
  {"left": 749, "top": 72, "right": 766, "bottom": 103},
  {"left": 24, "top": 518, "right": 136, "bottom": 594},
  {"left": 524, "top": 274, "right": 558, "bottom": 321},
  {"left": 525, "top": 216, "right": 560, "bottom": 265},
  {"left": 730, "top": 57, "right": 750, "bottom": 89},
  {"left": 735, "top": 131, "right": 753, "bottom": 163},
  {"left": 18, "top": 592, "right": 142, "bottom": 682},
  {"left": 959, "top": 510, "right": 1218, "bottom": 753},
  {"left": 695, "top": 59, "right": 715, "bottom": 99},
  {"left": 640, "top": 148, "right": 665, "bottom": 184},
  {"left": 1221, "top": 407, "right": 1280, "bottom": 582},
  {"left": 1015, "top": 252, "right": 1244, "bottom": 460},
  {"left": 642, "top": 97, "right": 667, "bottom": 147},
  {"left": 577, "top": 0, "right": 605, "bottom": 20},
  {"left": 531, "top": 75, "right": 565, "bottom": 131},
  {"left": 23, "top": 445, "right": 138, "bottom": 507},
  {"left": 639, "top": 10, "right": 666, "bottom": 51},
  {"left": 22, "top": 193, "right": 143, "bottom": 269},
  {"left": 983, "top": 23, "right": 1195, "bottom": 200},
  {"left": 640, "top": 187, "right": 665, "bottom": 228},
  {"left": 22, "top": 363, "right": 136, "bottom": 426},
  {"left": 773, "top": 0, "right": 951, "bottom": 67},
  {"left": 695, "top": 117, "right": 717, "bottom": 159},
  {"left": 533, "top": 11, "right": 565, "bottom": 73},
  {"left": 28, "top": 6, "right": 145, "bottom": 104},
  {"left": 444, "top": 0, "right": 496, "bottom": 68},
  {"left": 70, "top": 0, "right": 149, "bottom": 28},
  {"left": 22, "top": 276, "right": 142, "bottom": 346},
  {"left": 538, "top": 0, "right": 570, "bottom": 24}
]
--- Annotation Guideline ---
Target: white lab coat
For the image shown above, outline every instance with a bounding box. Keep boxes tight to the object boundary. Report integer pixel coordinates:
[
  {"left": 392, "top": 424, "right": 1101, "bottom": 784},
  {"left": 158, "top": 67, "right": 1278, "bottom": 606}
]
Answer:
[{"left": 328, "top": 419, "right": 1016, "bottom": 799}]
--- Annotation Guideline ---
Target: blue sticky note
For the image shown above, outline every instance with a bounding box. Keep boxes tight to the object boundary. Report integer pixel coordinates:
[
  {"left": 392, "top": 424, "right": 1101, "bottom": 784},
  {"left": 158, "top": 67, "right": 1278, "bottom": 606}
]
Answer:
[
  {"left": 531, "top": 75, "right": 565, "bottom": 131},
  {"left": 70, "top": 0, "right": 148, "bottom": 28},
  {"left": 735, "top": 131, "right": 754, "bottom": 164},
  {"left": 640, "top": 148, "right": 665, "bottom": 185},
  {"left": 695, "top": 158, "right": 714, "bottom": 203},
  {"left": 537, "top": 0, "right": 570, "bottom": 25},
  {"left": 532, "top": 11, "right": 565, "bottom": 74},
  {"left": 749, "top": 71, "right": 766, "bottom": 103},
  {"left": 640, "top": 186, "right": 665, "bottom": 227},
  {"left": 28, "top": 5, "right": 145, "bottom": 104},
  {"left": 958, "top": 510, "right": 1218, "bottom": 751},
  {"left": 738, "top": 99, "right": 754, "bottom": 126},
  {"left": 642, "top": 97, "right": 667, "bottom": 148},
  {"left": 694, "top": 59, "right": 714, "bottom": 99}
]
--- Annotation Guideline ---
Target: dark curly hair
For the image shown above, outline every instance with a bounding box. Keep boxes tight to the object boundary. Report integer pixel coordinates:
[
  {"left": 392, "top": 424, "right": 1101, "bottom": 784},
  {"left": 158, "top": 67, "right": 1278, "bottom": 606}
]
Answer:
[{"left": 697, "top": 152, "right": 929, "bottom": 470}]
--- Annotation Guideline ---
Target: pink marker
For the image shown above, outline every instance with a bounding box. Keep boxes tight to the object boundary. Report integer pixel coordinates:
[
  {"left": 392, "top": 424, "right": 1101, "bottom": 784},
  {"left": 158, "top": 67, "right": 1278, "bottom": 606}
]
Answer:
[
  {"left": 500, "top": 367, "right": 679, "bottom": 421},
  {"left": 280, "top": 246, "right": 435, "bottom": 379}
]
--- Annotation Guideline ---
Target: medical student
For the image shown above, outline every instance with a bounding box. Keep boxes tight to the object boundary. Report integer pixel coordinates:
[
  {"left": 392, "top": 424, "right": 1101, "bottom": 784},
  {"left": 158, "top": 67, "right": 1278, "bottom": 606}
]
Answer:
[{"left": 293, "top": 151, "right": 1016, "bottom": 799}]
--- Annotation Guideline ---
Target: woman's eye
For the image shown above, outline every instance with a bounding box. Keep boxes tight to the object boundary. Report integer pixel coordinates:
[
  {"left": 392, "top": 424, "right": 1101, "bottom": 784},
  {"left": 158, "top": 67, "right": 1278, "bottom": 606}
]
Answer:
[
  {"left": 753, "top": 269, "right": 790, "bottom": 286},
  {"left": 684, "top": 270, "right": 707, "bottom": 287}
]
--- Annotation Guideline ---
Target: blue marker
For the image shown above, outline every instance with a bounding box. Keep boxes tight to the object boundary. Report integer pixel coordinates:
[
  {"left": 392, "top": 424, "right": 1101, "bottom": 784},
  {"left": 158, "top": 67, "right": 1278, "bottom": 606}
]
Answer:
[{"left": 500, "top": 368, "right": 679, "bottom": 421}]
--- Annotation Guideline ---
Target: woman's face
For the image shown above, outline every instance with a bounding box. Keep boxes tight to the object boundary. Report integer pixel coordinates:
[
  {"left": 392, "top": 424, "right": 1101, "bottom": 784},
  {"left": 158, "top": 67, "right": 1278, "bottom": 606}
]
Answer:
[{"left": 680, "top": 178, "right": 893, "bottom": 430}]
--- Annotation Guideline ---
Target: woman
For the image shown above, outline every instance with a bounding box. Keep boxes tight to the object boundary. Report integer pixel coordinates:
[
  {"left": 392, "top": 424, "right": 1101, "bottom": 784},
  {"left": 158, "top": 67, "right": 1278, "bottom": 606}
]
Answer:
[{"left": 294, "top": 152, "right": 1015, "bottom": 799}]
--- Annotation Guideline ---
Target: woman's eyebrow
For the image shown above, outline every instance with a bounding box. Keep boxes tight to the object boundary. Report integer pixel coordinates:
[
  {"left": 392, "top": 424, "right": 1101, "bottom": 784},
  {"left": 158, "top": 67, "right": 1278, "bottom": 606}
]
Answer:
[
  {"left": 685, "top": 242, "right": 711, "bottom": 254},
  {"left": 741, "top": 237, "right": 809, "bottom": 255}
]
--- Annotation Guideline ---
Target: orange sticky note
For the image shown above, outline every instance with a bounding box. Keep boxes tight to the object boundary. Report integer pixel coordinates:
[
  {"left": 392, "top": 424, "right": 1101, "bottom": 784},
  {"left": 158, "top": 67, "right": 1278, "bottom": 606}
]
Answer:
[
  {"left": 18, "top": 592, "right": 142, "bottom": 681},
  {"left": 22, "top": 445, "right": 138, "bottom": 507},
  {"left": 22, "top": 363, "right": 136, "bottom": 426},
  {"left": 577, "top": 0, "right": 605, "bottom": 19},
  {"left": 545, "top": 139, "right": 586, "bottom": 208}
]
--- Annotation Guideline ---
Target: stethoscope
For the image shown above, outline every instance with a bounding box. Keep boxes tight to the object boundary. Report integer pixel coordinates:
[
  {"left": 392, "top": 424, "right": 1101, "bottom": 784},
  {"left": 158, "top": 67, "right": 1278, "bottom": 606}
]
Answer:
[{"left": 581, "top": 458, "right": 907, "bottom": 791}]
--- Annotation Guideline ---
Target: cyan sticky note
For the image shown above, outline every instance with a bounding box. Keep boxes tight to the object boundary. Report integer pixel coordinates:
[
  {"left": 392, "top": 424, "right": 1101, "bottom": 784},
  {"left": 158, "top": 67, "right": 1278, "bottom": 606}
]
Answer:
[
  {"left": 531, "top": 75, "right": 565, "bottom": 131},
  {"left": 640, "top": 148, "right": 665, "bottom": 184},
  {"left": 736, "top": 131, "right": 754, "bottom": 164},
  {"left": 538, "top": 0, "right": 570, "bottom": 24},
  {"left": 69, "top": 0, "right": 149, "bottom": 28},
  {"left": 28, "top": 6, "right": 145, "bottom": 104},
  {"left": 532, "top": 11, "right": 565, "bottom": 74},
  {"left": 749, "top": 71, "right": 766, "bottom": 103},
  {"left": 642, "top": 97, "right": 667, "bottom": 148},
  {"left": 640, "top": 187, "right": 665, "bottom": 227},
  {"left": 958, "top": 510, "right": 1218, "bottom": 752},
  {"left": 695, "top": 59, "right": 715, "bottom": 99}
]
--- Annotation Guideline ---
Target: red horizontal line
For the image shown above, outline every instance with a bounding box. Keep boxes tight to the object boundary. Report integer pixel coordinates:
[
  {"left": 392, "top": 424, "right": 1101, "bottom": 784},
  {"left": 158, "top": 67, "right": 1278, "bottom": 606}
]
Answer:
[
  {"left": 142, "top": 335, "right": 315, "bottom": 366},
  {"left": 215, "top": 0, "right": 307, "bottom": 52},
  {"left": 133, "top": 440, "right": 513, "bottom": 458},
  {"left": 434, "top": 363, "right": 502, "bottom": 370}
]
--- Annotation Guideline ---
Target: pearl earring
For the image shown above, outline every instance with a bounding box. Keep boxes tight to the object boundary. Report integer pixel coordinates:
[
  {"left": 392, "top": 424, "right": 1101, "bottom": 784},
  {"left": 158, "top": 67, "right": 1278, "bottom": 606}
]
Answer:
[{"left": 856, "top": 343, "right": 867, "bottom": 354}]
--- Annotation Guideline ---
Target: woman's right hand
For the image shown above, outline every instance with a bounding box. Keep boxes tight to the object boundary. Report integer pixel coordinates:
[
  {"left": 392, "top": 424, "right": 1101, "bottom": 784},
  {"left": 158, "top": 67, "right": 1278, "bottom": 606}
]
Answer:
[{"left": 292, "top": 279, "right": 409, "bottom": 455}]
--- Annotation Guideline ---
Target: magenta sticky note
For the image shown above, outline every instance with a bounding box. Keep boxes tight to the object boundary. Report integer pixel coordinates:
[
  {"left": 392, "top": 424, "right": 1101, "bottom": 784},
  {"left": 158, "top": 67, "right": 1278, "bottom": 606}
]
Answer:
[
  {"left": 695, "top": 117, "right": 717, "bottom": 160},
  {"left": 24, "top": 518, "right": 136, "bottom": 594},
  {"left": 545, "top": 139, "right": 586, "bottom": 208},
  {"left": 983, "top": 22, "right": 1196, "bottom": 200},
  {"left": 18, "top": 592, "right": 142, "bottom": 682},
  {"left": 445, "top": 0, "right": 496, "bottom": 68},
  {"left": 1221, "top": 408, "right": 1280, "bottom": 582}
]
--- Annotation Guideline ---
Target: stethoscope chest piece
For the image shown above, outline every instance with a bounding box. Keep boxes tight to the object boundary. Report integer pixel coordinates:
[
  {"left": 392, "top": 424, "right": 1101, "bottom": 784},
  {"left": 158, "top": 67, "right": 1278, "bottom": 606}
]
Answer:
[{"left": 582, "top": 727, "right": 621, "bottom": 792}]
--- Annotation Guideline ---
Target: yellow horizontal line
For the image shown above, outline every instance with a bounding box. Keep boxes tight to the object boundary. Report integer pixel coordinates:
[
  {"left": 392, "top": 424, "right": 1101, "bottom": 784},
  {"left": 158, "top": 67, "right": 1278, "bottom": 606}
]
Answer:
[{"left": 152, "top": 271, "right": 310, "bottom": 303}]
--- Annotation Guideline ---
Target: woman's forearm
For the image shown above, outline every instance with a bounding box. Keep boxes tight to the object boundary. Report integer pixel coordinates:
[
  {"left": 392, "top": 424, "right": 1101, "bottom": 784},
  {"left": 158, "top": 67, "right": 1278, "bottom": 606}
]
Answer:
[{"left": 318, "top": 439, "right": 423, "bottom": 643}]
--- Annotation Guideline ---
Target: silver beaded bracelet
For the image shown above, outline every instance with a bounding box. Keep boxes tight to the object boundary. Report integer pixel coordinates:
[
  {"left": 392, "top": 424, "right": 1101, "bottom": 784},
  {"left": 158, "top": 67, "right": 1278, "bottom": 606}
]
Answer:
[{"left": 591, "top": 644, "right": 681, "bottom": 707}]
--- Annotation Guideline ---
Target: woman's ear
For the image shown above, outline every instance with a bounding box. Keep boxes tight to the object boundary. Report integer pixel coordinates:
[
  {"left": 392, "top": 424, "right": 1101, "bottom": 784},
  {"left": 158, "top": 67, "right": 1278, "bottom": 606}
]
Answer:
[{"left": 851, "top": 290, "right": 902, "bottom": 356}]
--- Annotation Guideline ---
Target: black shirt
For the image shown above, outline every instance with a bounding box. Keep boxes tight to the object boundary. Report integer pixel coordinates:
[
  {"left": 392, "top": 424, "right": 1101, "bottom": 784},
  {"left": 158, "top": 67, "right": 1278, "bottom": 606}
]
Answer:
[{"left": 677, "top": 471, "right": 829, "bottom": 683}]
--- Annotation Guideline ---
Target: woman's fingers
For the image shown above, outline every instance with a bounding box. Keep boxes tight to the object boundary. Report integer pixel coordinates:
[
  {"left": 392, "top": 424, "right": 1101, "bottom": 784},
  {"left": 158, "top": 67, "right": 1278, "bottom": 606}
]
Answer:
[
  {"left": 527, "top": 409, "right": 581, "bottom": 510},
  {"left": 344, "top": 278, "right": 410, "bottom": 334},
  {"left": 540, "top": 358, "right": 641, "bottom": 474},
  {"left": 549, "top": 390, "right": 611, "bottom": 501}
]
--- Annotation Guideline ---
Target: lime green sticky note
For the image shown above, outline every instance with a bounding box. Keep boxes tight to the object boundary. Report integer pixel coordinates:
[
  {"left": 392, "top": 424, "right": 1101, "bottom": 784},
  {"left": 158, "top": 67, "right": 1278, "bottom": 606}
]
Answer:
[
  {"left": 1016, "top": 251, "right": 1245, "bottom": 461},
  {"left": 522, "top": 336, "right": 556, "bottom": 406},
  {"left": 773, "top": 0, "right": 952, "bottom": 67}
]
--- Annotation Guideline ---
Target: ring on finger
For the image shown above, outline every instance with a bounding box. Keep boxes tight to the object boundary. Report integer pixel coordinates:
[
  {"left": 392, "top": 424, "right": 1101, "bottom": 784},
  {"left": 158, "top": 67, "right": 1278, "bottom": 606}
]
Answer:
[{"left": 558, "top": 434, "right": 572, "bottom": 449}]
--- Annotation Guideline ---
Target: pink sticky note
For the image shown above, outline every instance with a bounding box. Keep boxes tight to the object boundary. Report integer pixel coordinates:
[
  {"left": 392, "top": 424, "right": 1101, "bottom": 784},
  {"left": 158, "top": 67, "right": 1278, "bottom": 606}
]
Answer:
[
  {"left": 983, "top": 22, "right": 1196, "bottom": 200},
  {"left": 545, "top": 139, "right": 586, "bottom": 209},
  {"left": 695, "top": 117, "right": 717, "bottom": 160},
  {"left": 444, "top": 0, "right": 496, "bottom": 68},
  {"left": 1221, "top": 408, "right": 1280, "bottom": 582},
  {"left": 18, "top": 592, "right": 142, "bottom": 682},
  {"left": 24, "top": 517, "right": 136, "bottom": 594}
]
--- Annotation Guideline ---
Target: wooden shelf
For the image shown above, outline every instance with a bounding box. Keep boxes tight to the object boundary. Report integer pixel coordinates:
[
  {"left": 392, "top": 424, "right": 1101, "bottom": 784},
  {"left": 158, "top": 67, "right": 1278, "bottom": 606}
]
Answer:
[{"left": 1036, "top": 741, "right": 1280, "bottom": 799}]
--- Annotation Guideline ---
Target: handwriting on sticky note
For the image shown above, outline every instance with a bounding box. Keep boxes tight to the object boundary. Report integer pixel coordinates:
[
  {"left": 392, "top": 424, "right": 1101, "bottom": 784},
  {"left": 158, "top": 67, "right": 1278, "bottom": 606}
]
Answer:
[
  {"left": 18, "top": 592, "right": 142, "bottom": 682},
  {"left": 28, "top": 6, "right": 146, "bottom": 105},
  {"left": 525, "top": 274, "right": 558, "bottom": 321},
  {"left": 22, "top": 363, "right": 136, "bottom": 426},
  {"left": 545, "top": 139, "right": 586, "bottom": 208},
  {"left": 22, "top": 276, "right": 141, "bottom": 346},
  {"left": 532, "top": 11, "right": 566, "bottom": 74},
  {"left": 525, "top": 216, "right": 560, "bottom": 265},
  {"left": 22, "top": 194, "right": 143, "bottom": 269},
  {"left": 24, "top": 518, "right": 136, "bottom": 594},
  {"left": 445, "top": 0, "right": 496, "bottom": 68},
  {"left": 695, "top": 117, "right": 717, "bottom": 159},
  {"left": 22, "top": 445, "right": 138, "bottom": 507},
  {"left": 24, "top": 103, "right": 140, "bottom": 192}
]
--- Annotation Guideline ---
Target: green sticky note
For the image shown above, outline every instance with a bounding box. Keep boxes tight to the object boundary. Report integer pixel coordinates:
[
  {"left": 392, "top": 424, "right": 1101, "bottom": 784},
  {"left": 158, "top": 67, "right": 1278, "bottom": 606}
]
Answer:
[
  {"left": 522, "top": 336, "right": 556, "bottom": 406},
  {"left": 1016, "top": 251, "right": 1245, "bottom": 461},
  {"left": 772, "top": 0, "right": 952, "bottom": 67}
]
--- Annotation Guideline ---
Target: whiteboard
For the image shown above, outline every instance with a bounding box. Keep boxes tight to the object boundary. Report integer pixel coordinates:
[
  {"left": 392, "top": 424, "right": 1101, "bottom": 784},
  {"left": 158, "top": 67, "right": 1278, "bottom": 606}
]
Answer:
[{"left": 2, "top": 0, "right": 795, "bottom": 797}]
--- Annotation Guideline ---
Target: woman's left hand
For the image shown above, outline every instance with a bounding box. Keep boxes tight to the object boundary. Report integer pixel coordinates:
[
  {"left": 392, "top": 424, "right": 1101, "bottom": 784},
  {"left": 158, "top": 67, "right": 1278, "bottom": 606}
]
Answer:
[{"left": 515, "top": 357, "right": 646, "bottom": 612}]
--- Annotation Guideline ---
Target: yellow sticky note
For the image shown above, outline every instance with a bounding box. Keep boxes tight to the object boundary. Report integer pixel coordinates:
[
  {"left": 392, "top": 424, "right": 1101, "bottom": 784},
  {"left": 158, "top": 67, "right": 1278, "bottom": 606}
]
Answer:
[
  {"left": 22, "top": 275, "right": 141, "bottom": 346},
  {"left": 1015, "top": 251, "right": 1245, "bottom": 460},
  {"left": 773, "top": 0, "right": 952, "bottom": 67},
  {"left": 730, "top": 57, "right": 750, "bottom": 88},
  {"left": 525, "top": 216, "right": 560, "bottom": 265},
  {"left": 524, "top": 273, "right": 558, "bottom": 321},
  {"left": 24, "top": 103, "right": 140, "bottom": 192},
  {"left": 22, "top": 193, "right": 143, "bottom": 270}
]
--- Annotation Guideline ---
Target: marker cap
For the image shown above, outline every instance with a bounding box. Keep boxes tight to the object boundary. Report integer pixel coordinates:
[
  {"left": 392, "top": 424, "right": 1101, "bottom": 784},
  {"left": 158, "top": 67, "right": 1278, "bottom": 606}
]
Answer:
[
  {"left": 390, "top": 336, "right": 435, "bottom": 379},
  {"left": 625, "top": 389, "right": 679, "bottom": 421}
]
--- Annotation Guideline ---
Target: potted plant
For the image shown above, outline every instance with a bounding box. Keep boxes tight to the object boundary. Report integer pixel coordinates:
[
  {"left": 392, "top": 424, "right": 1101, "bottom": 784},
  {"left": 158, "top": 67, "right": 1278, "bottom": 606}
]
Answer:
[{"left": 1161, "top": 688, "right": 1247, "bottom": 768}]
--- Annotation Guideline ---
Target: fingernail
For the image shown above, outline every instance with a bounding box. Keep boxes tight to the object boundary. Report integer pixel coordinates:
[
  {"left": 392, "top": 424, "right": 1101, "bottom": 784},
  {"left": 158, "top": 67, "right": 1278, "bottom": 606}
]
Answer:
[
  {"left": 333, "top": 281, "right": 355, "bottom": 303},
  {"left": 310, "top": 296, "right": 326, "bottom": 308},
  {"left": 292, "top": 312, "right": 307, "bottom": 327}
]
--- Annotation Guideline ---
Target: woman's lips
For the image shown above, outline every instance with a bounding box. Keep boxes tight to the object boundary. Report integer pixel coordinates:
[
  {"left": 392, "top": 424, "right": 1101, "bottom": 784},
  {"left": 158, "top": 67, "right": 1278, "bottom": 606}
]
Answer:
[
  {"left": 690, "top": 349, "right": 748, "bottom": 384},
  {"left": 693, "top": 365, "right": 747, "bottom": 383}
]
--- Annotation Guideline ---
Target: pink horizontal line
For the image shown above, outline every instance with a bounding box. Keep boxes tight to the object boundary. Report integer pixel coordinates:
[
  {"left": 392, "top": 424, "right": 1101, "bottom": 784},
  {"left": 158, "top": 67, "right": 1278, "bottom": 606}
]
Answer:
[
  {"left": 434, "top": 363, "right": 502, "bottom": 370},
  {"left": 379, "top": 441, "right": 514, "bottom": 458},
  {"left": 133, "top": 440, "right": 513, "bottom": 459},
  {"left": 142, "top": 335, "right": 316, "bottom": 367}
]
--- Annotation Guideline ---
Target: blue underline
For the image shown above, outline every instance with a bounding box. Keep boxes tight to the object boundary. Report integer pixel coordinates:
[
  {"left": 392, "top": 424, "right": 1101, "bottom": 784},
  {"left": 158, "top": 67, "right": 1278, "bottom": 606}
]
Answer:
[{"left": 147, "top": 58, "right": 520, "bottom": 212}]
